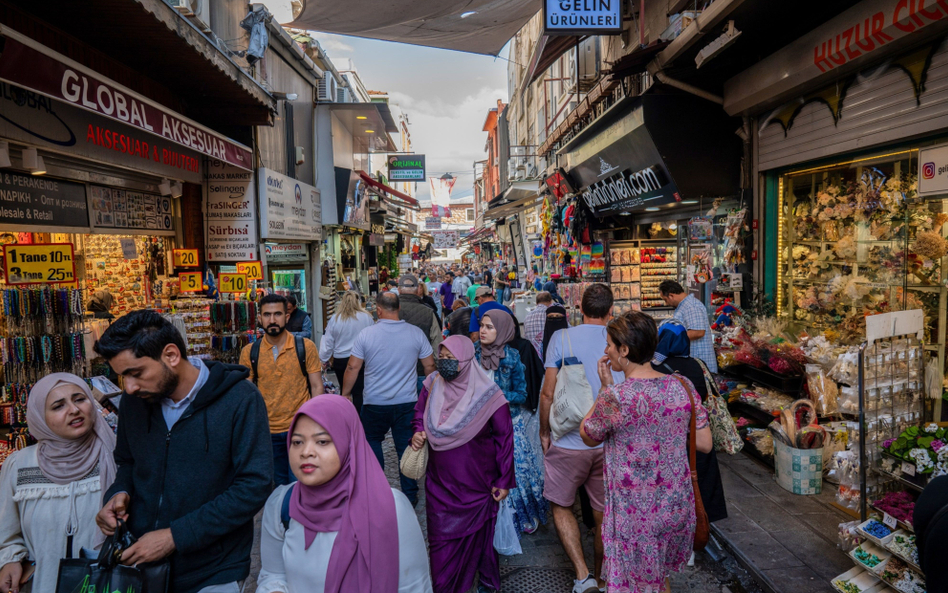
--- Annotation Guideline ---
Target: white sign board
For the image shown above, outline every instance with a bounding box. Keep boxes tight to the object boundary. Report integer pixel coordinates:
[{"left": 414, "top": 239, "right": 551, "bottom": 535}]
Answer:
[
  {"left": 258, "top": 168, "right": 322, "bottom": 241},
  {"left": 432, "top": 230, "right": 460, "bottom": 249},
  {"left": 918, "top": 143, "right": 948, "bottom": 196},
  {"left": 397, "top": 254, "right": 412, "bottom": 274},
  {"left": 205, "top": 160, "right": 257, "bottom": 262},
  {"left": 425, "top": 216, "right": 442, "bottom": 230},
  {"left": 544, "top": 0, "right": 622, "bottom": 35},
  {"left": 265, "top": 243, "right": 309, "bottom": 263},
  {"left": 865, "top": 310, "right": 924, "bottom": 346}
]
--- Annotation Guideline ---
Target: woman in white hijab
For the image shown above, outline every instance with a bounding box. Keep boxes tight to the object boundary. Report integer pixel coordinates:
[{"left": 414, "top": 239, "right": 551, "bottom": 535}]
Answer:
[{"left": 0, "top": 373, "right": 116, "bottom": 593}]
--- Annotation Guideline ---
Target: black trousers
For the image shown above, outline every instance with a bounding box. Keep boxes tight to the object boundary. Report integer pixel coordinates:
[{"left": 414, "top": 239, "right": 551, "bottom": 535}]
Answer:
[{"left": 332, "top": 356, "right": 365, "bottom": 415}]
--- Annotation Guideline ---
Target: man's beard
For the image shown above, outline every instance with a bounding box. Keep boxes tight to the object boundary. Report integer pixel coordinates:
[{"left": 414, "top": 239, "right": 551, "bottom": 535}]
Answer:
[
  {"left": 136, "top": 363, "right": 180, "bottom": 404},
  {"left": 265, "top": 323, "right": 285, "bottom": 337}
]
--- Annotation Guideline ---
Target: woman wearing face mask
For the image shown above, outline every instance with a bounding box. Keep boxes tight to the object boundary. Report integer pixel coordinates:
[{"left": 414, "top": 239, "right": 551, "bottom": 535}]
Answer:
[
  {"left": 256, "top": 395, "right": 432, "bottom": 593},
  {"left": 411, "top": 336, "right": 515, "bottom": 593},
  {"left": 0, "top": 374, "right": 117, "bottom": 593},
  {"left": 475, "top": 311, "right": 548, "bottom": 536}
]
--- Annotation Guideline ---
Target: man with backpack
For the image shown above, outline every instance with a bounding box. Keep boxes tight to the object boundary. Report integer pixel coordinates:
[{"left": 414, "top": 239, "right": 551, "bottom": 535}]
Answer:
[{"left": 239, "top": 293, "right": 323, "bottom": 486}]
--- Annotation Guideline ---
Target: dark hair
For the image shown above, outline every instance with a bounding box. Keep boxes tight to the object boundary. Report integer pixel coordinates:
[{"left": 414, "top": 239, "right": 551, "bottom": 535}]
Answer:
[
  {"left": 581, "top": 283, "right": 614, "bottom": 319},
  {"left": 94, "top": 309, "right": 187, "bottom": 361},
  {"left": 377, "top": 292, "right": 400, "bottom": 312},
  {"left": 285, "top": 295, "right": 298, "bottom": 307},
  {"left": 659, "top": 280, "right": 685, "bottom": 296},
  {"left": 607, "top": 311, "right": 658, "bottom": 365},
  {"left": 536, "top": 291, "right": 553, "bottom": 305},
  {"left": 259, "top": 293, "right": 288, "bottom": 311}
]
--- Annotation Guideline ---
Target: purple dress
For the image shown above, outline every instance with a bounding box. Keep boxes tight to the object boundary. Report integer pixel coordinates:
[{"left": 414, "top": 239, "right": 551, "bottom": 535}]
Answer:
[
  {"left": 413, "top": 386, "right": 516, "bottom": 593},
  {"left": 583, "top": 375, "right": 709, "bottom": 593}
]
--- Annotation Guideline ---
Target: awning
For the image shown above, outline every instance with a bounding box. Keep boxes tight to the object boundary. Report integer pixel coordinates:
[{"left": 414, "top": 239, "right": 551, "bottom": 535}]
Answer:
[
  {"left": 289, "top": 0, "right": 540, "bottom": 56},
  {"left": 607, "top": 40, "right": 669, "bottom": 79},
  {"left": 526, "top": 35, "right": 580, "bottom": 85},
  {"left": 8, "top": 0, "right": 274, "bottom": 129},
  {"left": 485, "top": 182, "right": 541, "bottom": 221},
  {"left": 460, "top": 225, "right": 496, "bottom": 245},
  {"left": 330, "top": 104, "right": 398, "bottom": 153},
  {"left": 359, "top": 172, "right": 419, "bottom": 209}
]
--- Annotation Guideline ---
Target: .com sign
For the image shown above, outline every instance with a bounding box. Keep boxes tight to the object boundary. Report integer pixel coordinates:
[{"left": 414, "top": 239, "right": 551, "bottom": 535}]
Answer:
[{"left": 917, "top": 144, "right": 948, "bottom": 196}]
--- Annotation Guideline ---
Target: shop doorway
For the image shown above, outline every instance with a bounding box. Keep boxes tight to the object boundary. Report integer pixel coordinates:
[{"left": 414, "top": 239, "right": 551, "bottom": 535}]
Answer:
[{"left": 271, "top": 266, "right": 307, "bottom": 311}]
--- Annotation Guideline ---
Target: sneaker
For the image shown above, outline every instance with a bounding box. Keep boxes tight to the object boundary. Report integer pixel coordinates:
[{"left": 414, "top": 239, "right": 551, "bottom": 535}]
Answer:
[
  {"left": 687, "top": 551, "right": 695, "bottom": 567},
  {"left": 573, "top": 574, "right": 599, "bottom": 593}
]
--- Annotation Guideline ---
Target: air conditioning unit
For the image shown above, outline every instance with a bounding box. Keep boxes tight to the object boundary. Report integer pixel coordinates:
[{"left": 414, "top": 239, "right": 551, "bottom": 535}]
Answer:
[
  {"left": 336, "top": 87, "right": 351, "bottom": 103},
  {"left": 525, "top": 164, "right": 538, "bottom": 178},
  {"left": 317, "top": 76, "right": 337, "bottom": 102},
  {"left": 507, "top": 158, "right": 519, "bottom": 174},
  {"left": 170, "top": 0, "right": 193, "bottom": 15}
]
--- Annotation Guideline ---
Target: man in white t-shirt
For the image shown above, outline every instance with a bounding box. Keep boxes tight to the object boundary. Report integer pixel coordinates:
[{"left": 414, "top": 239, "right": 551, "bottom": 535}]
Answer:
[
  {"left": 342, "top": 292, "right": 435, "bottom": 507},
  {"left": 540, "top": 283, "right": 623, "bottom": 593}
]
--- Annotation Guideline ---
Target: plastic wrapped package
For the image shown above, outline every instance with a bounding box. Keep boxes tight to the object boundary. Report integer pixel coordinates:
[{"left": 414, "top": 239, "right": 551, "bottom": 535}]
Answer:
[{"left": 806, "top": 363, "right": 839, "bottom": 415}]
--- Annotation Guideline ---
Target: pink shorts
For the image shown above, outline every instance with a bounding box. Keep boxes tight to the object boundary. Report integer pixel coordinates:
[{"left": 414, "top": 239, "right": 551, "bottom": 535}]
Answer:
[{"left": 543, "top": 444, "right": 605, "bottom": 512}]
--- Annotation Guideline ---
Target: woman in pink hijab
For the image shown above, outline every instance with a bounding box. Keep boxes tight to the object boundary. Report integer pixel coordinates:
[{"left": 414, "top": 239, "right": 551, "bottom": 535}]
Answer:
[
  {"left": 411, "top": 335, "right": 515, "bottom": 593},
  {"left": 255, "top": 394, "right": 432, "bottom": 593}
]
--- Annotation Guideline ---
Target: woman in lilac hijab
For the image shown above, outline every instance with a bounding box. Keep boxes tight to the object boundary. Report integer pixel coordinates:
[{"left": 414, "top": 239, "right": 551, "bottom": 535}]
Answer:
[
  {"left": 411, "top": 335, "right": 516, "bottom": 593},
  {"left": 255, "top": 395, "right": 432, "bottom": 593}
]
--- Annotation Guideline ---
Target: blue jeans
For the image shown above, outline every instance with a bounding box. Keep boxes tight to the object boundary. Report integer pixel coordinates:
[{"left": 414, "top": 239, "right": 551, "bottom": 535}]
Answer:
[
  {"left": 271, "top": 432, "right": 298, "bottom": 486},
  {"left": 360, "top": 402, "right": 418, "bottom": 505}
]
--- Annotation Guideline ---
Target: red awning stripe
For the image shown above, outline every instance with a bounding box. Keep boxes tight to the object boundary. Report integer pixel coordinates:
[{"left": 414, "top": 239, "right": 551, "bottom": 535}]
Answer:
[{"left": 359, "top": 172, "right": 419, "bottom": 207}]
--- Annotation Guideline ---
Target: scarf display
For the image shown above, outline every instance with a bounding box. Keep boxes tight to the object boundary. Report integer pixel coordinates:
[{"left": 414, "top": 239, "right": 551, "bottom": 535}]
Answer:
[
  {"left": 287, "top": 395, "right": 399, "bottom": 593},
  {"left": 423, "top": 336, "right": 507, "bottom": 451},
  {"left": 653, "top": 319, "right": 691, "bottom": 364},
  {"left": 479, "top": 310, "right": 515, "bottom": 371}
]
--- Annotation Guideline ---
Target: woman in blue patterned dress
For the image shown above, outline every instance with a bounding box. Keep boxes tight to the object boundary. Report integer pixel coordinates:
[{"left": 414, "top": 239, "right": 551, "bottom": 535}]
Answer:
[{"left": 475, "top": 310, "right": 549, "bottom": 535}]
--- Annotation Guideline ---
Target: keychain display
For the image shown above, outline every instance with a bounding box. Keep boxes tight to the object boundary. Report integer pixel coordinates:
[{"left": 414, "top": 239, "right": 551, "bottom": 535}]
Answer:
[{"left": 210, "top": 301, "right": 258, "bottom": 364}]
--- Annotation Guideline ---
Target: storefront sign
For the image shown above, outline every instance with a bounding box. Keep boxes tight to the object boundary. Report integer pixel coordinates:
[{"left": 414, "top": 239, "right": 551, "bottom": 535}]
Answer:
[
  {"left": 425, "top": 216, "right": 442, "bottom": 230},
  {"left": 918, "top": 142, "right": 948, "bottom": 195},
  {"left": 0, "top": 172, "right": 89, "bottom": 228},
  {"left": 368, "top": 233, "right": 384, "bottom": 247},
  {"left": 172, "top": 249, "right": 200, "bottom": 268},
  {"left": 0, "top": 27, "right": 252, "bottom": 170},
  {"left": 257, "top": 168, "right": 322, "bottom": 241},
  {"left": 544, "top": 0, "right": 623, "bottom": 35},
  {"left": 90, "top": 185, "right": 172, "bottom": 233},
  {"left": 219, "top": 272, "right": 248, "bottom": 293},
  {"left": 205, "top": 160, "right": 257, "bottom": 262},
  {"left": 397, "top": 253, "right": 412, "bottom": 273},
  {"left": 264, "top": 243, "right": 309, "bottom": 263},
  {"left": 580, "top": 164, "right": 677, "bottom": 215},
  {"left": 0, "top": 84, "right": 204, "bottom": 184},
  {"left": 3, "top": 242, "right": 76, "bottom": 284},
  {"left": 178, "top": 271, "right": 203, "bottom": 293},
  {"left": 387, "top": 155, "right": 426, "bottom": 181},
  {"left": 543, "top": 168, "right": 576, "bottom": 199},
  {"left": 432, "top": 230, "right": 460, "bottom": 249},
  {"left": 236, "top": 260, "right": 263, "bottom": 280}
]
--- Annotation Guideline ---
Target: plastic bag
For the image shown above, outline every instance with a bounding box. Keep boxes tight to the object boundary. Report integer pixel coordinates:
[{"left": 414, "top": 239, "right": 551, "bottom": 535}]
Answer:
[
  {"left": 493, "top": 500, "right": 522, "bottom": 556},
  {"left": 805, "top": 364, "right": 839, "bottom": 416}
]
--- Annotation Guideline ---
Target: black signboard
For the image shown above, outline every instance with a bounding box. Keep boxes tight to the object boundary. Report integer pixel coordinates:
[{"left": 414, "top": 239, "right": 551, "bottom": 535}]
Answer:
[
  {"left": 0, "top": 172, "right": 89, "bottom": 227},
  {"left": 387, "top": 155, "right": 426, "bottom": 182}
]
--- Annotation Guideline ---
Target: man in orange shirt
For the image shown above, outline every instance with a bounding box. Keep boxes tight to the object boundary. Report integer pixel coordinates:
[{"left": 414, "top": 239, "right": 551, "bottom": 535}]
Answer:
[{"left": 239, "top": 294, "right": 323, "bottom": 485}]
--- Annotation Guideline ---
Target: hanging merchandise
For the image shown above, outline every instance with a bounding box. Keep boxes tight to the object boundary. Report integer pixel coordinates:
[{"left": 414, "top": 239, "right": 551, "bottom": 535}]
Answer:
[
  {"left": 689, "top": 217, "right": 714, "bottom": 241},
  {"left": 722, "top": 209, "right": 748, "bottom": 269},
  {"left": 171, "top": 297, "right": 214, "bottom": 359},
  {"left": 690, "top": 244, "right": 713, "bottom": 284},
  {"left": 589, "top": 242, "right": 605, "bottom": 275},
  {"left": 532, "top": 241, "right": 543, "bottom": 259},
  {"left": 210, "top": 300, "right": 258, "bottom": 363}
]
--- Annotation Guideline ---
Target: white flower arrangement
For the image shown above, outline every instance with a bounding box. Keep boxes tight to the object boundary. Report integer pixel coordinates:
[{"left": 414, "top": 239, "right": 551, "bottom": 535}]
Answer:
[
  {"left": 925, "top": 423, "right": 939, "bottom": 434},
  {"left": 909, "top": 448, "right": 933, "bottom": 471}
]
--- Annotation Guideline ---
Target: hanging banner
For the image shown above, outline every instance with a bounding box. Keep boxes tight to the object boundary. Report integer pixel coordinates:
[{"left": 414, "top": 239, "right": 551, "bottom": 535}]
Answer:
[
  {"left": 432, "top": 230, "right": 460, "bottom": 249},
  {"left": 205, "top": 159, "right": 257, "bottom": 262},
  {"left": 257, "top": 168, "right": 322, "bottom": 241},
  {"left": 387, "top": 155, "right": 426, "bottom": 181},
  {"left": 3, "top": 242, "right": 76, "bottom": 284},
  {"left": 429, "top": 176, "right": 457, "bottom": 209}
]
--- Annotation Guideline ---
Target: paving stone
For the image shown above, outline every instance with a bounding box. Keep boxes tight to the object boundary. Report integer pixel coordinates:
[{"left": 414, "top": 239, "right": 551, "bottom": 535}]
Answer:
[
  {"left": 730, "top": 495, "right": 801, "bottom": 533},
  {"left": 715, "top": 507, "right": 770, "bottom": 536},
  {"left": 753, "top": 480, "right": 830, "bottom": 515},
  {"left": 721, "top": 530, "right": 806, "bottom": 571},
  {"left": 760, "top": 566, "right": 835, "bottom": 593},
  {"left": 768, "top": 530, "right": 854, "bottom": 581}
]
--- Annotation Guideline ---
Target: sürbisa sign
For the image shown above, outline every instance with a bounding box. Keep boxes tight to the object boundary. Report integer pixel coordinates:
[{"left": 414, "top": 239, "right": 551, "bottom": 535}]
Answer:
[
  {"left": 387, "top": 155, "right": 426, "bottom": 181},
  {"left": 544, "top": 0, "right": 623, "bottom": 35}
]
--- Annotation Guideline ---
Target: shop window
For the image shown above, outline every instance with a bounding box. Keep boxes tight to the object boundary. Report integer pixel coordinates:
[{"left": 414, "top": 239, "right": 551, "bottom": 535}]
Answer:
[{"left": 777, "top": 148, "right": 948, "bottom": 374}]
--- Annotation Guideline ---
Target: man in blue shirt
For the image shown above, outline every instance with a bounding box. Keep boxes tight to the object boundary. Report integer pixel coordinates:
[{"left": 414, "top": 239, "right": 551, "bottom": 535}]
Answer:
[{"left": 468, "top": 286, "right": 515, "bottom": 341}]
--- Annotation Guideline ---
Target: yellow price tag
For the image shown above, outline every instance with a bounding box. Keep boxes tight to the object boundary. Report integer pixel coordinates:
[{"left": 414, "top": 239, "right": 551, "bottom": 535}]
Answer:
[
  {"left": 172, "top": 249, "right": 199, "bottom": 268},
  {"left": 219, "top": 272, "right": 248, "bottom": 293},
  {"left": 178, "top": 272, "right": 203, "bottom": 293},
  {"left": 236, "top": 260, "right": 263, "bottom": 280},
  {"left": 3, "top": 243, "right": 76, "bottom": 285}
]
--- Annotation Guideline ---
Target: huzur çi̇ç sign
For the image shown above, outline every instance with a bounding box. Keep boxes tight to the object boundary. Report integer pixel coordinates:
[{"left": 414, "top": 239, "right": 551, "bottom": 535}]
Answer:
[{"left": 581, "top": 165, "right": 673, "bottom": 215}]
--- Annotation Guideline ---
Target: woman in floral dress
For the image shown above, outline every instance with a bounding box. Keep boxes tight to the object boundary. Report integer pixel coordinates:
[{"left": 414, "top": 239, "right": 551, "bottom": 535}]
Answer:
[{"left": 581, "top": 312, "right": 713, "bottom": 593}]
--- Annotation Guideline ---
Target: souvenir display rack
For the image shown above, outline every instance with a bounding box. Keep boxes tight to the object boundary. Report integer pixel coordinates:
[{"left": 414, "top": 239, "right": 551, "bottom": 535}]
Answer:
[
  {"left": 171, "top": 297, "right": 213, "bottom": 360},
  {"left": 210, "top": 300, "right": 258, "bottom": 364},
  {"left": 606, "top": 240, "right": 681, "bottom": 322}
]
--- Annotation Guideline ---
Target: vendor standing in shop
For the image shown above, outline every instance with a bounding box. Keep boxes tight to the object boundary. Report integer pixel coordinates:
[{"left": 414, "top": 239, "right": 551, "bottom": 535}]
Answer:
[
  {"left": 284, "top": 295, "right": 313, "bottom": 340},
  {"left": 658, "top": 280, "right": 718, "bottom": 373},
  {"left": 88, "top": 289, "right": 115, "bottom": 319}
]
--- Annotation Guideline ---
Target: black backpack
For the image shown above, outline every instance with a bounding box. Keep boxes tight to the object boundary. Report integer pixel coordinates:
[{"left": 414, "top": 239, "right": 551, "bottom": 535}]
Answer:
[{"left": 249, "top": 335, "right": 311, "bottom": 393}]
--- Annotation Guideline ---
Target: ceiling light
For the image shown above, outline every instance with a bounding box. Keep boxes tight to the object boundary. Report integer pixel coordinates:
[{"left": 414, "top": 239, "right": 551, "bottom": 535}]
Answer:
[
  {"left": 364, "top": 129, "right": 375, "bottom": 134},
  {"left": 159, "top": 179, "right": 173, "bottom": 196},
  {"left": 171, "top": 181, "right": 183, "bottom": 198},
  {"left": 681, "top": 200, "right": 698, "bottom": 205},
  {"left": 23, "top": 148, "right": 46, "bottom": 175},
  {"left": 0, "top": 142, "right": 10, "bottom": 168},
  {"left": 357, "top": 116, "right": 368, "bottom": 120},
  {"left": 31, "top": 157, "right": 46, "bottom": 175},
  {"left": 645, "top": 207, "right": 660, "bottom": 211},
  {"left": 461, "top": 11, "right": 477, "bottom": 18}
]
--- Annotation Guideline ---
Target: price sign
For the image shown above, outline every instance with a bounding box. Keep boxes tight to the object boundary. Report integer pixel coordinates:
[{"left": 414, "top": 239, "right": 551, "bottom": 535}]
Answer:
[
  {"left": 901, "top": 461, "right": 916, "bottom": 476},
  {"left": 883, "top": 513, "right": 898, "bottom": 529},
  {"left": 178, "top": 272, "right": 203, "bottom": 293},
  {"left": 3, "top": 243, "right": 76, "bottom": 285},
  {"left": 172, "top": 249, "right": 199, "bottom": 268},
  {"left": 219, "top": 272, "right": 248, "bottom": 293},
  {"left": 236, "top": 260, "right": 263, "bottom": 280}
]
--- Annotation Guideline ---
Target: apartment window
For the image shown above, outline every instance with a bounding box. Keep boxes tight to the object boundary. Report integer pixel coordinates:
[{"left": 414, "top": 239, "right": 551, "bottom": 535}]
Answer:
[{"left": 466, "top": 209, "right": 475, "bottom": 221}]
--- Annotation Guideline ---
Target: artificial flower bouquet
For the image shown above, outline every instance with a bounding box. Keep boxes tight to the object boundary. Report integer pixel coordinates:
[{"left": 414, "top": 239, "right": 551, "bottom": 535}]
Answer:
[{"left": 883, "top": 423, "right": 948, "bottom": 477}]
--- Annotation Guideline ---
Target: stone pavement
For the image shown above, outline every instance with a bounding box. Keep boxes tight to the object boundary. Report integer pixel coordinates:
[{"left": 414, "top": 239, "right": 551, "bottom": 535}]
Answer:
[
  {"left": 712, "top": 453, "right": 855, "bottom": 593},
  {"left": 245, "top": 432, "right": 765, "bottom": 593}
]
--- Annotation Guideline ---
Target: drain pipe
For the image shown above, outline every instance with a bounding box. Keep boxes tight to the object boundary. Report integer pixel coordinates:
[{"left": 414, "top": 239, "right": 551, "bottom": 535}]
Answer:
[{"left": 652, "top": 70, "right": 723, "bottom": 104}]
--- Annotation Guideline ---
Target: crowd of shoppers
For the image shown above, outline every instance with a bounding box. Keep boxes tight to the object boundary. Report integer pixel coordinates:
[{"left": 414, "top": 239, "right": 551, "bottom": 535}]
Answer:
[{"left": 0, "top": 261, "right": 728, "bottom": 593}]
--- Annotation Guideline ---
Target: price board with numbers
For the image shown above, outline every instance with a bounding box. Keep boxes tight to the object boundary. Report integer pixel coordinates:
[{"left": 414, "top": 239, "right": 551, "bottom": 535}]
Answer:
[
  {"left": 3, "top": 243, "right": 76, "bottom": 285},
  {"left": 172, "top": 249, "right": 200, "bottom": 268},
  {"left": 219, "top": 272, "right": 248, "bottom": 293},
  {"left": 178, "top": 271, "right": 203, "bottom": 293},
  {"left": 236, "top": 260, "right": 263, "bottom": 280}
]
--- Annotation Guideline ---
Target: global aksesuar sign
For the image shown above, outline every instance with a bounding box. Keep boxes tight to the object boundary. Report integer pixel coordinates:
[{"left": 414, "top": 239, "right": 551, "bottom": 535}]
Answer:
[
  {"left": 544, "top": 0, "right": 623, "bottom": 35},
  {"left": 387, "top": 155, "right": 426, "bottom": 182}
]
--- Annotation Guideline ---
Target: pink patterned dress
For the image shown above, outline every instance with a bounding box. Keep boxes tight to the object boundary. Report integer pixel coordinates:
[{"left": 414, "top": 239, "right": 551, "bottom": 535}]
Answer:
[{"left": 583, "top": 375, "right": 709, "bottom": 593}]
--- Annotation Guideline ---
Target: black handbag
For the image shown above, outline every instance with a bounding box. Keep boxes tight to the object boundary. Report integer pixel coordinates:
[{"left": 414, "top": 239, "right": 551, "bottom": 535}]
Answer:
[{"left": 56, "top": 519, "right": 170, "bottom": 593}]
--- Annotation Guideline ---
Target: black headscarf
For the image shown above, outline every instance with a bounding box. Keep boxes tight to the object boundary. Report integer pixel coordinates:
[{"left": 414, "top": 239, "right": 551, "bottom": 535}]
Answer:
[
  {"left": 542, "top": 281, "right": 565, "bottom": 305},
  {"left": 541, "top": 304, "right": 570, "bottom": 361}
]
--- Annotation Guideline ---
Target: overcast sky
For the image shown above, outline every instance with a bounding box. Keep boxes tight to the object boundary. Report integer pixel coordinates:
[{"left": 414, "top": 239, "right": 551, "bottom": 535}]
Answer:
[{"left": 312, "top": 34, "right": 510, "bottom": 203}]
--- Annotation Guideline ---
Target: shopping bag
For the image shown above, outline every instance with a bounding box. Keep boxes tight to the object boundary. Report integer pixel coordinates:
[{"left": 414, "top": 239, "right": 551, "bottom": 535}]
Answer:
[
  {"left": 549, "top": 330, "right": 594, "bottom": 440},
  {"left": 493, "top": 500, "right": 522, "bottom": 556}
]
